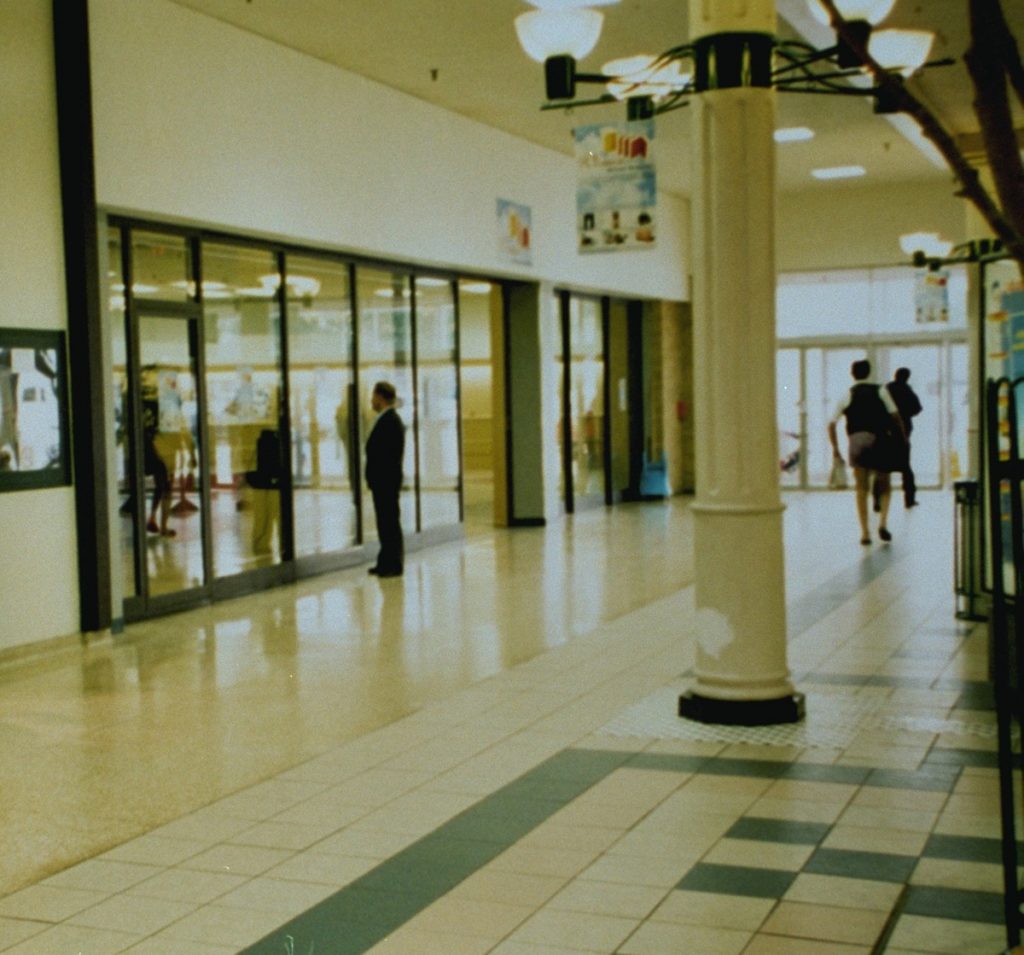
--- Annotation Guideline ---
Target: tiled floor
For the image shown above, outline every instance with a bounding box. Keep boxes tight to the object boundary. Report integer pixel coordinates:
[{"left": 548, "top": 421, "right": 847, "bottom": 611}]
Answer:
[{"left": 0, "top": 491, "right": 1017, "bottom": 954}]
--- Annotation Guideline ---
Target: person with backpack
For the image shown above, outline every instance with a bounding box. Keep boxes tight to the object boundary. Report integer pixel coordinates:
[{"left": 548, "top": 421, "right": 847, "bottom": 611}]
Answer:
[{"left": 828, "top": 359, "right": 907, "bottom": 546}]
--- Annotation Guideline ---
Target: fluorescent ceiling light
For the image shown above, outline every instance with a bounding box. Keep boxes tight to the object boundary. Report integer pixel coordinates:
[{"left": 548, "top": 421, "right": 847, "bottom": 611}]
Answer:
[
  {"left": 811, "top": 165, "right": 866, "bottom": 179},
  {"left": 775, "top": 126, "right": 815, "bottom": 143},
  {"left": 806, "top": 0, "right": 895, "bottom": 26},
  {"left": 868, "top": 29, "right": 934, "bottom": 77},
  {"left": 416, "top": 277, "right": 450, "bottom": 287},
  {"left": 460, "top": 282, "right": 493, "bottom": 294},
  {"left": 526, "top": 0, "right": 619, "bottom": 7},
  {"left": 515, "top": 8, "right": 604, "bottom": 62}
]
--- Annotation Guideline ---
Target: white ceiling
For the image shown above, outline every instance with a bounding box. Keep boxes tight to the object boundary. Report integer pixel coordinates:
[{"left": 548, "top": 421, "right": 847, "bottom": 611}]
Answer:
[{"left": 168, "top": 0, "right": 1022, "bottom": 198}]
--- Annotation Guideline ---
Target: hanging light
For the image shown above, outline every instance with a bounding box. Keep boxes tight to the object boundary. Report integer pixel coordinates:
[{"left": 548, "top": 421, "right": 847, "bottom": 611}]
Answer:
[
  {"left": 899, "top": 232, "right": 953, "bottom": 258},
  {"left": 868, "top": 29, "right": 935, "bottom": 76},
  {"left": 806, "top": 0, "right": 896, "bottom": 26},
  {"left": 514, "top": 7, "right": 605, "bottom": 62}
]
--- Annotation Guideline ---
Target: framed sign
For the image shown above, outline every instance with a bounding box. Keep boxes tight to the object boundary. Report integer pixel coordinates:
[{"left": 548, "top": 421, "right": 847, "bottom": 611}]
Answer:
[{"left": 0, "top": 328, "right": 71, "bottom": 492}]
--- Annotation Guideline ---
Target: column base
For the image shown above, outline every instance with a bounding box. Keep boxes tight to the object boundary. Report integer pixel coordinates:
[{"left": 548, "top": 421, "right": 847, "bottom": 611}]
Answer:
[{"left": 679, "top": 691, "right": 806, "bottom": 726}]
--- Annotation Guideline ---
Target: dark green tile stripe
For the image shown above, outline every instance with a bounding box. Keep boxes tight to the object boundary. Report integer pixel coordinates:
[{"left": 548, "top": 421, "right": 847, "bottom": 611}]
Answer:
[
  {"left": 902, "top": 885, "right": 1005, "bottom": 925},
  {"left": 239, "top": 748, "right": 633, "bottom": 954},
  {"left": 678, "top": 863, "right": 797, "bottom": 899},
  {"left": 804, "top": 847, "right": 917, "bottom": 883},
  {"left": 726, "top": 817, "right": 831, "bottom": 845}
]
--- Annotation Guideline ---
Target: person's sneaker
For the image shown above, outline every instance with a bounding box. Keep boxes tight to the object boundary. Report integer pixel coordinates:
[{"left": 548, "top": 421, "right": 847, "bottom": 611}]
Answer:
[{"left": 879, "top": 527, "right": 892, "bottom": 542}]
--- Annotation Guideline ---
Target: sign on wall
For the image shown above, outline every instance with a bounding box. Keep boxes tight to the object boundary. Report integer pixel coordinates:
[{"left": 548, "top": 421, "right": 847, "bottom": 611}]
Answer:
[
  {"left": 914, "top": 268, "right": 950, "bottom": 323},
  {"left": 575, "top": 119, "right": 656, "bottom": 253},
  {"left": 497, "top": 198, "right": 532, "bottom": 265}
]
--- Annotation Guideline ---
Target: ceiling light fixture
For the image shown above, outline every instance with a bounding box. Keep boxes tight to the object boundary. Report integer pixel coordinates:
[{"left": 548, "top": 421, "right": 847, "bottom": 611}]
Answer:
[
  {"left": 515, "top": 0, "right": 950, "bottom": 120},
  {"left": 811, "top": 165, "right": 867, "bottom": 179},
  {"left": 774, "top": 126, "right": 815, "bottom": 142},
  {"left": 899, "top": 231, "right": 953, "bottom": 258}
]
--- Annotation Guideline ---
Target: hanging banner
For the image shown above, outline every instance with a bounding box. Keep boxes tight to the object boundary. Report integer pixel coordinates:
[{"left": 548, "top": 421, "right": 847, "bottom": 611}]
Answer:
[
  {"left": 914, "top": 268, "right": 949, "bottom": 323},
  {"left": 575, "top": 119, "right": 656, "bottom": 253}
]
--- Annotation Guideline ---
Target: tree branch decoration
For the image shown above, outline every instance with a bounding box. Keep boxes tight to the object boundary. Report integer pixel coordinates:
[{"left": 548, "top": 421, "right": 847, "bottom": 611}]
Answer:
[{"left": 819, "top": 0, "right": 1024, "bottom": 278}]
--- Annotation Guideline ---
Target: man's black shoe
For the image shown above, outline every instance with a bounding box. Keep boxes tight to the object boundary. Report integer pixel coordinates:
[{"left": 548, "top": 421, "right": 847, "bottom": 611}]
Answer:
[
  {"left": 368, "top": 566, "right": 380, "bottom": 575},
  {"left": 376, "top": 569, "right": 402, "bottom": 578}
]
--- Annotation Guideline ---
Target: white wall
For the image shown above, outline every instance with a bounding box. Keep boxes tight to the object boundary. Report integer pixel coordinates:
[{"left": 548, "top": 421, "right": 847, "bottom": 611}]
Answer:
[
  {"left": 777, "top": 178, "right": 967, "bottom": 272},
  {"left": 0, "top": 0, "right": 81, "bottom": 653},
  {"left": 88, "top": 0, "right": 690, "bottom": 303}
]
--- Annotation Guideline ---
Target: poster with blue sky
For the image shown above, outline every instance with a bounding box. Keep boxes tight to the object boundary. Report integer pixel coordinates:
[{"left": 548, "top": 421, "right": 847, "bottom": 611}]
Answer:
[{"left": 575, "top": 119, "right": 656, "bottom": 253}]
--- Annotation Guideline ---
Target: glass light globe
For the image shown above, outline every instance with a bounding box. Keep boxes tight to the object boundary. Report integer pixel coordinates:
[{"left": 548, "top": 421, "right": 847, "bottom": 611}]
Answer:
[{"left": 514, "top": 8, "right": 604, "bottom": 62}]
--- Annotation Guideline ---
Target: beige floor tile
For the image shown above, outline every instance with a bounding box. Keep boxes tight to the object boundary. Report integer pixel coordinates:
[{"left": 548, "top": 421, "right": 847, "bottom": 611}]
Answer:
[
  {"left": 227, "top": 818, "right": 339, "bottom": 851},
  {"left": 761, "top": 778, "right": 858, "bottom": 805},
  {"left": 508, "top": 908, "right": 638, "bottom": 951},
  {"left": 575, "top": 853, "right": 691, "bottom": 889},
  {"left": 648, "top": 889, "right": 773, "bottom": 931},
  {"left": 209, "top": 778, "right": 329, "bottom": 820},
  {"left": 179, "top": 843, "right": 293, "bottom": 877},
  {"left": 742, "top": 934, "right": 870, "bottom": 953},
  {"left": 837, "top": 804, "right": 939, "bottom": 833},
  {"left": 489, "top": 941, "right": 603, "bottom": 954},
  {"left": 100, "top": 835, "right": 207, "bottom": 868},
  {"left": 760, "top": 900, "right": 888, "bottom": 944},
  {"left": 122, "top": 938, "right": 237, "bottom": 954},
  {"left": 0, "top": 917, "right": 47, "bottom": 949},
  {"left": 886, "top": 914, "right": 1008, "bottom": 954},
  {"left": 146, "top": 809, "right": 254, "bottom": 846},
  {"left": 212, "top": 875, "right": 337, "bottom": 915},
  {"left": 785, "top": 873, "right": 903, "bottom": 912},
  {"left": 822, "top": 825, "right": 928, "bottom": 856},
  {"left": 67, "top": 893, "right": 196, "bottom": 935},
  {"left": 154, "top": 902, "right": 288, "bottom": 947},
  {"left": 747, "top": 796, "right": 847, "bottom": 824},
  {"left": 313, "top": 826, "right": 421, "bottom": 860},
  {"left": 852, "top": 787, "right": 948, "bottom": 812},
  {"left": 0, "top": 923, "right": 140, "bottom": 954},
  {"left": 703, "top": 837, "right": 815, "bottom": 871},
  {"left": 909, "top": 857, "right": 1005, "bottom": 893},
  {"left": 0, "top": 884, "right": 109, "bottom": 922},
  {"left": 407, "top": 895, "right": 534, "bottom": 939},
  {"left": 489, "top": 845, "right": 598, "bottom": 880},
  {"left": 126, "top": 867, "right": 246, "bottom": 904},
  {"left": 516, "top": 823, "right": 622, "bottom": 856},
  {"left": 456, "top": 868, "right": 566, "bottom": 907},
  {"left": 932, "top": 814, "right": 1001, "bottom": 839},
  {"left": 263, "top": 850, "right": 379, "bottom": 886},
  {"left": 40, "top": 858, "right": 162, "bottom": 893},
  {"left": 367, "top": 926, "right": 495, "bottom": 954},
  {"left": 545, "top": 879, "right": 667, "bottom": 918},
  {"left": 618, "top": 919, "right": 751, "bottom": 954}
]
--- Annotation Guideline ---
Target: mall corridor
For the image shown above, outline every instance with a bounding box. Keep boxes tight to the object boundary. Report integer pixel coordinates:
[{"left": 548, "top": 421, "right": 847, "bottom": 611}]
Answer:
[{"left": 0, "top": 492, "right": 1008, "bottom": 954}]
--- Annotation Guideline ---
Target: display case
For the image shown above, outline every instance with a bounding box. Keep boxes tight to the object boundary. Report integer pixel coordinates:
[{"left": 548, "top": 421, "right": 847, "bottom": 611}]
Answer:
[{"left": 0, "top": 328, "right": 70, "bottom": 492}]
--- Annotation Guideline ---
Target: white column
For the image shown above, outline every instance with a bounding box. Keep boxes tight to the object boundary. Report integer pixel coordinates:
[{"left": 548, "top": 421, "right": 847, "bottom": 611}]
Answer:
[{"left": 679, "top": 0, "right": 803, "bottom": 724}]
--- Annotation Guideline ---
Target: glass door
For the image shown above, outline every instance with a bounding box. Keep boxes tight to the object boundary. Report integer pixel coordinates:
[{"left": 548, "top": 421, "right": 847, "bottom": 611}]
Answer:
[
  {"left": 136, "top": 313, "right": 206, "bottom": 598},
  {"left": 805, "top": 346, "right": 864, "bottom": 487},
  {"left": 568, "top": 297, "right": 608, "bottom": 508},
  {"left": 286, "top": 256, "right": 358, "bottom": 558},
  {"left": 776, "top": 348, "right": 803, "bottom": 487}
]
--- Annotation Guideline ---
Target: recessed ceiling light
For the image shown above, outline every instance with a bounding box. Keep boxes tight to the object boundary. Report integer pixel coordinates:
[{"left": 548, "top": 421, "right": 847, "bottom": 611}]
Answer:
[
  {"left": 775, "top": 127, "right": 815, "bottom": 143},
  {"left": 811, "top": 165, "right": 866, "bottom": 180}
]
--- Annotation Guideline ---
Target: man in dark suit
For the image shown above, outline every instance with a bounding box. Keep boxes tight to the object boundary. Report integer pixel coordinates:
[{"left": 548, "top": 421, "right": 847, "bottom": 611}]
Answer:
[
  {"left": 365, "top": 381, "right": 405, "bottom": 577},
  {"left": 886, "top": 367, "right": 923, "bottom": 508}
]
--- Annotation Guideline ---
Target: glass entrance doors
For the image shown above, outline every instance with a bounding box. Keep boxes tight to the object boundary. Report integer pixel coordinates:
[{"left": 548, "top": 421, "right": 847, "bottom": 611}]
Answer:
[
  {"left": 777, "top": 339, "right": 967, "bottom": 490},
  {"left": 134, "top": 313, "right": 206, "bottom": 599}
]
